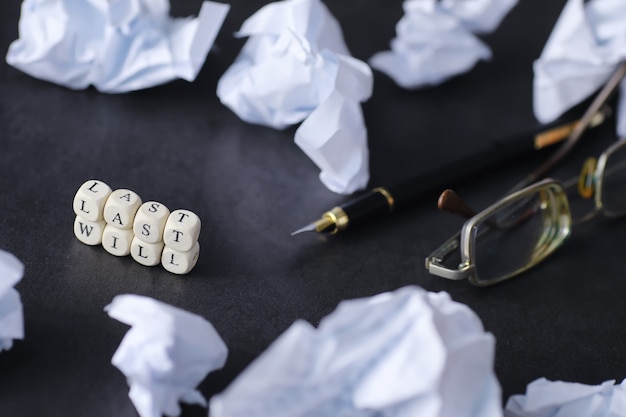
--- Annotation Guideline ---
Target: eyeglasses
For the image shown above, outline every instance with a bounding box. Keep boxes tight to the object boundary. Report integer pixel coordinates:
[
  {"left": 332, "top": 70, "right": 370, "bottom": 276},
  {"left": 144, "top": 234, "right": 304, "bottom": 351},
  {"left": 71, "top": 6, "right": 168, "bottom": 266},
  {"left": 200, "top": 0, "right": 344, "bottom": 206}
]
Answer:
[
  {"left": 425, "top": 62, "right": 626, "bottom": 286},
  {"left": 425, "top": 139, "right": 626, "bottom": 286}
]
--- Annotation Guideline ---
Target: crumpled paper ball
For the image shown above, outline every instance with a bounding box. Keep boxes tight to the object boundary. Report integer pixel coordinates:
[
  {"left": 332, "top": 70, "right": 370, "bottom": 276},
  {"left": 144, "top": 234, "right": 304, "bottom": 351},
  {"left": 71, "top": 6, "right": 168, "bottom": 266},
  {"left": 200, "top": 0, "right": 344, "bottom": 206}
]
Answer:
[
  {"left": 293, "top": 52, "right": 372, "bottom": 193},
  {"left": 209, "top": 286, "right": 502, "bottom": 417},
  {"left": 6, "top": 0, "right": 230, "bottom": 93},
  {"left": 217, "top": 0, "right": 372, "bottom": 194},
  {"left": 505, "top": 377, "right": 626, "bottom": 417},
  {"left": 105, "top": 294, "right": 228, "bottom": 417},
  {"left": 369, "top": 0, "right": 516, "bottom": 89},
  {"left": 440, "top": 0, "right": 518, "bottom": 34},
  {"left": 0, "top": 249, "right": 25, "bottom": 352},
  {"left": 533, "top": 0, "right": 626, "bottom": 136},
  {"left": 216, "top": 0, "right": 351, "bottom": 129}
]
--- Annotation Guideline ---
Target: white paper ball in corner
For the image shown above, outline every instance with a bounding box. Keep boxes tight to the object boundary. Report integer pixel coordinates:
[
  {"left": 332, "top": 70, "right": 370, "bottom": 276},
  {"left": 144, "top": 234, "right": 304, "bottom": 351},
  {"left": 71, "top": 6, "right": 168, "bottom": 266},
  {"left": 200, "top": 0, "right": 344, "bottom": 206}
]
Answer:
[
  {"left": 0, "top": 249, "right": 25, "bottom": 352},
  {"left": 209, "top": 285, "right": 502, "bottom": 417}
]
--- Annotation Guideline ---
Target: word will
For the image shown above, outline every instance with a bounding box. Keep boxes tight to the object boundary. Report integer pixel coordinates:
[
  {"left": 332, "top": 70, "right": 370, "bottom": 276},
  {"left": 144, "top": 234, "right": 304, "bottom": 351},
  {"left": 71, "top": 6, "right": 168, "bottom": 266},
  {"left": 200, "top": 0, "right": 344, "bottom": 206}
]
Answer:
[{"left": 73, "top": 180, "right": 200, "bottom": 275}]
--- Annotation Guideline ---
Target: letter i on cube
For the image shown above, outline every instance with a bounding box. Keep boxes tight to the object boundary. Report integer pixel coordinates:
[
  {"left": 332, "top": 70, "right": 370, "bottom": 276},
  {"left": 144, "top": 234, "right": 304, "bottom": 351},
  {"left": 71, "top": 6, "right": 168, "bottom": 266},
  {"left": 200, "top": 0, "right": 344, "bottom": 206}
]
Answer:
[{"left": 73, "top": 180, "right": 200, "bottom": 274}]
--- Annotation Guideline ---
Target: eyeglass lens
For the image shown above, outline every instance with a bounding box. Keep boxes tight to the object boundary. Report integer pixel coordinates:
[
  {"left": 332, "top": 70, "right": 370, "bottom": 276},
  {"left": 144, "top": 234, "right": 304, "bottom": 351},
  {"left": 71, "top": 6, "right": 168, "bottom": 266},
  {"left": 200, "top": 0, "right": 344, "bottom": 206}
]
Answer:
[
  {"left": 601, "top": 142, "right": 626, "bottom": 217},
  {"left": 472, "top": 186, "right": 570, "bottom": 284}
]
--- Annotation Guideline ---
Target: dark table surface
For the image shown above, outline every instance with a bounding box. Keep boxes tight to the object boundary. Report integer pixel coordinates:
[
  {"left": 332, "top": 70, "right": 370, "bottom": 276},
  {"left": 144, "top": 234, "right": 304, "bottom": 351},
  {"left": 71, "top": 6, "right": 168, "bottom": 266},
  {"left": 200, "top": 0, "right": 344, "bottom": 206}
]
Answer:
[{"left": 2, "top": 1, "right": 626, "bottom": 416}]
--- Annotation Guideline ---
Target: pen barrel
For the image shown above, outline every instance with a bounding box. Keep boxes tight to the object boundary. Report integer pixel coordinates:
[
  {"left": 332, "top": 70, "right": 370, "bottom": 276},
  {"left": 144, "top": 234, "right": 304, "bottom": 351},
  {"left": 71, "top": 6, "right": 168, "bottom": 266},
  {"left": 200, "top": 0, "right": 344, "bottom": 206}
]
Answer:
[
  {"left": 384, "top": 130, "right": 539, "bottom": 209},
  {"left": 340, "top": 190, "right": 392, "bottom": 229}
]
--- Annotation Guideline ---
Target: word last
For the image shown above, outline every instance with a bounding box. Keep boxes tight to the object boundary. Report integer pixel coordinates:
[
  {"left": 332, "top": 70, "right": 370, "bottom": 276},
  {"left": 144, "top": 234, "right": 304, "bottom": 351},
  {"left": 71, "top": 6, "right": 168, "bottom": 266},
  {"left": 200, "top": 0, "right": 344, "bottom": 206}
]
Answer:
[{"left": 73, "top": 180, "right": 200, "bottom": 275}]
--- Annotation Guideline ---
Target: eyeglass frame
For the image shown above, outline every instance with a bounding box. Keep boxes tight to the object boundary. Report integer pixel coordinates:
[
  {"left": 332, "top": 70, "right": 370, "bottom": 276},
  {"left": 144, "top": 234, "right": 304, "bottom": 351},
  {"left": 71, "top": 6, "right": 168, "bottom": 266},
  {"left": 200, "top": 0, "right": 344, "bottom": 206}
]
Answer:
[
  {"left": 423, "top": 62, "right": 626, "bottom": 286},
  {"left": 425, "top": 138, "right": 626, "bottom": 286}
]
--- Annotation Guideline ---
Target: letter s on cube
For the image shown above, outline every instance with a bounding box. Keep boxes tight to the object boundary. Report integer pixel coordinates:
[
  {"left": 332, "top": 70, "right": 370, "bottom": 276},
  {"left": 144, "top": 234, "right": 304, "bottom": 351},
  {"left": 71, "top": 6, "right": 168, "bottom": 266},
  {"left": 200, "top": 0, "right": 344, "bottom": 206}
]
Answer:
[{"left": 133, "top": 201, "right": 170, "bottom": 244}]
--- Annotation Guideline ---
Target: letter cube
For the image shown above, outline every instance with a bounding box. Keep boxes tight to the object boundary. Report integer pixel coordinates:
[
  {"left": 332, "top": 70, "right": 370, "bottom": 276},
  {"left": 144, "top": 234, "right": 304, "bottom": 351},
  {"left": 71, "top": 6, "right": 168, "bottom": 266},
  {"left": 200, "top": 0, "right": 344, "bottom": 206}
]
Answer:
[
  {"left": 104, "top": 189, "right": 142, "bottom": 230},
  {"left": 102, "top": 225, "right": 134, "bottom": 257},
  {"left": 161, "top": 242, "right": 200, "bottom": 275},
  {"left": 74, "top": 216, "right": 106, "bottom": 246},
  {"left": 163, "top": 209, "right": 201, "bottom": 252},
  {"left": 73, "top": 180, "right": 112, "bottom": 222},
  {"left": 130, "top": 236, "right": 164, "bottom": 267},
  {"left": 133, "top": 201, "right": 170, "bottom": 244}
]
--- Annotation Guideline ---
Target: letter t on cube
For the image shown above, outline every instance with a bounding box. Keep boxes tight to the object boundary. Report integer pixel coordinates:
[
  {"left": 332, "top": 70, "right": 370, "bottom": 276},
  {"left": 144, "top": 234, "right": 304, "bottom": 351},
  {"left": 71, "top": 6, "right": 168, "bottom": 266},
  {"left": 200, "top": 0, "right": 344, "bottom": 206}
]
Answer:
[{"left": 164, "top": 210, "right": 201, "bottom": 252}]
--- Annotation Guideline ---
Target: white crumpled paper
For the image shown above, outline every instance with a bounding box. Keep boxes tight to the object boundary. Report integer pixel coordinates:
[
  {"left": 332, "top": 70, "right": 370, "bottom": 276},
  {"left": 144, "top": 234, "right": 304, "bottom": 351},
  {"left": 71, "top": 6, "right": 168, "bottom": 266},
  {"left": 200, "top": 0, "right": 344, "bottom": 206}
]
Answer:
[
  {"left": 440, "top": 0, "right": 518, "bottom": 34},
  {"left": 533, "top": 0, "right": 626, "bottom": 136},
  {"left": 505, "top": 377, "right": 626, "bottom": 417},
  {"left": 6, "top": 0, "right": 230, "bottom": 93},
  {"left": 105, "top": 294, "right": 228, "bottom": 417},
  {"left": 217, "top": 0, "right": 372, "bottom": 194},
  {"left": 369, "top": 0, "right": 516, "bottom": 89},
  {"left": 209, "top": 286, "right": 502, "bottom": 417},
  {"left": 0, "top": 249, "right": 24, "bottom": 352}
]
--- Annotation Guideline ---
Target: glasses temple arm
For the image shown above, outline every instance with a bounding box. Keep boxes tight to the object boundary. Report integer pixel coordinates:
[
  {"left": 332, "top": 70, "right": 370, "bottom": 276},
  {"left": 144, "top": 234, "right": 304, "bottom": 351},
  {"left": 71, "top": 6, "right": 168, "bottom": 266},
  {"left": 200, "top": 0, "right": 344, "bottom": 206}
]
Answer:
[
  {"left": 508, "top": 62, "right": 626, "bottom": 193},
  {"left": 438, "top": 188, "right": 538, "bottom": 230},
  {"left": 534, "top": 106, "right": 611, "bottom": 150}
]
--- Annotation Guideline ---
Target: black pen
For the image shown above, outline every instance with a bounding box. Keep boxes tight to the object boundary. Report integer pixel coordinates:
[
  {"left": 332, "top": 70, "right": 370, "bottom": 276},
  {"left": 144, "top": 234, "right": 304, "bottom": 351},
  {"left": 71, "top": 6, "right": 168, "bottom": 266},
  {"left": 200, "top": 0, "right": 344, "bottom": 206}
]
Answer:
[{"left": 291, "top": 109, "right": 610, "bottom": 236}]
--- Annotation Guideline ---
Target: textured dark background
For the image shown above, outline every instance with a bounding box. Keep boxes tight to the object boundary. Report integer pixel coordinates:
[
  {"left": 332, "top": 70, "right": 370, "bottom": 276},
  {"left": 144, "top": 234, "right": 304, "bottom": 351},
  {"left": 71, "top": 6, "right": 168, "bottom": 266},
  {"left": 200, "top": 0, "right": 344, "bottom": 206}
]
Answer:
[{"left": 2, "top": 1, "right": 626, "bottom": 416}]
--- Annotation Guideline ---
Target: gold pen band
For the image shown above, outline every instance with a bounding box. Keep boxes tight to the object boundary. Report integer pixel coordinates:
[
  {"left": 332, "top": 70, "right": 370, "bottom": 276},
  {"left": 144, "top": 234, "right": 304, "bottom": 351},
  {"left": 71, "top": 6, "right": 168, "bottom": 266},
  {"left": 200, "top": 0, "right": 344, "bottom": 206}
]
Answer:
[
  {"left": 312, "top": 206, "right": 349, "bottom": 234},
  {"left": 312, "top": 188, "right": 394, "bottom": 234},
  {"left": 324, "top": 206, "right": 348, "bottom": 234}
]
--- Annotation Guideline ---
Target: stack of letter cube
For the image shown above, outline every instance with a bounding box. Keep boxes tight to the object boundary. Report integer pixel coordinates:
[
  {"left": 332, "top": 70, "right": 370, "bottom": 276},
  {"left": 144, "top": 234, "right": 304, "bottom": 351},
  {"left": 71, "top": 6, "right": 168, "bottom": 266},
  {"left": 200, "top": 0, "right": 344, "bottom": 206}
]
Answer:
[{"left": 72, "top": 180, "right": 200, "bottom": 275}]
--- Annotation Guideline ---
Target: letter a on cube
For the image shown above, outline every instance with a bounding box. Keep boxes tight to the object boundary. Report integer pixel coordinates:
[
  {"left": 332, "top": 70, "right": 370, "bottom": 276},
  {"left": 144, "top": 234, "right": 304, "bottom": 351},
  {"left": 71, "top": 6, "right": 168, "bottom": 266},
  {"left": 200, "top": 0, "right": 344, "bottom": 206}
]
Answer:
[{"left": 104, "top": 189, "right": 142, "bottom": 230}]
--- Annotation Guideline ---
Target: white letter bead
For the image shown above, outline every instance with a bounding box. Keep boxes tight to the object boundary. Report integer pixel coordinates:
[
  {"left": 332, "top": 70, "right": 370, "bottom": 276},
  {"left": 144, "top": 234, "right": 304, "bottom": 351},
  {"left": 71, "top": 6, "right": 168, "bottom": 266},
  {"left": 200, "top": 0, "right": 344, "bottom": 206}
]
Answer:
[
  {"left": 161, "top": 242, "right": 200, "bottom": 275},
  {"left": 163, "top": 209, "right": 201, "bottom": 252},
  {"left": 103, "top": 189, "right": 142, "bottom": 230},
  {"left": 102, "top": 225, "right": 134, "bottom": 257},
  {"left": 73, "top": 180, "right": 112, "bottom": 222},
  {"left": 130, "top": 236, "right": 164, "bottom": 267},
  {"left": 74, "top": 216, "right": 106, "bottom": 246},
  {"left": 133, "top": 201, "right": 170, "bottom": 244}
]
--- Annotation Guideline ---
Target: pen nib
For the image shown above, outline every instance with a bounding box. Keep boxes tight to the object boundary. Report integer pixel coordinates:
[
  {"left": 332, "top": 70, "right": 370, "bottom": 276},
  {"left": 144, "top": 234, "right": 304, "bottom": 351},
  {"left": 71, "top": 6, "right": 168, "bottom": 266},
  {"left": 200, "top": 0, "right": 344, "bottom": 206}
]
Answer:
[
  {"left": 290, "top": 223, "right": 317, "bottom": 236},
  {"left": 291, "top": 215, "right": 337, "bottom": 236}
]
